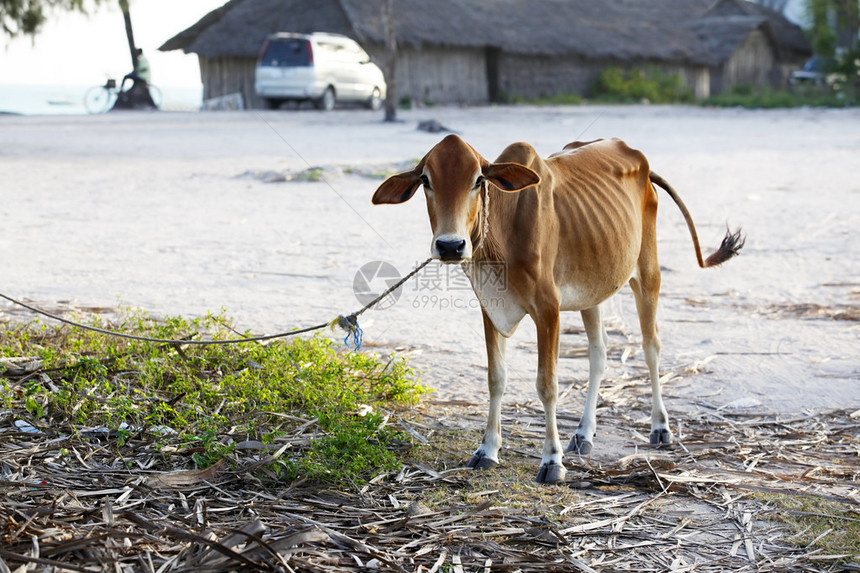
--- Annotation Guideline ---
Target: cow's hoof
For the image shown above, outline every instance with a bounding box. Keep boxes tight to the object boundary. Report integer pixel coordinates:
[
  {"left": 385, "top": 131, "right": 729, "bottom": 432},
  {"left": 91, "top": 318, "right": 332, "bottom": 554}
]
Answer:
[
  {"left": 650, "top": 428, "right": 672, "bottom": 446},
  {"left": 566, "top": 434, "right": 593, "bottom": 455},
  {"left": 467, "top": 452, "right": 498, "bottom": 470},
  {"left": 536, "top": 462, "right": 567, "bottom": 484}
]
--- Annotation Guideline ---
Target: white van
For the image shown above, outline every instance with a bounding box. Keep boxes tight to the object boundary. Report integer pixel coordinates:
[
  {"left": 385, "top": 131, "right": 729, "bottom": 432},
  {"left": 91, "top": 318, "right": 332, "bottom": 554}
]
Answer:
[{"left": 254, "top": 32, "right": 387, "bottom": 111}]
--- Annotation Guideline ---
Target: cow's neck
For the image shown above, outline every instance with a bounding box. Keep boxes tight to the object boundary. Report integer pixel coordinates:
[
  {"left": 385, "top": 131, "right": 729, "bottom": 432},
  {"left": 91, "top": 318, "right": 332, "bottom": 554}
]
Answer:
[
  {"left": 462, "top": 185, "right": 526, "bottom": 335},
  {"left": 470, "top": 183, "right": 519, "bottom": 265}
]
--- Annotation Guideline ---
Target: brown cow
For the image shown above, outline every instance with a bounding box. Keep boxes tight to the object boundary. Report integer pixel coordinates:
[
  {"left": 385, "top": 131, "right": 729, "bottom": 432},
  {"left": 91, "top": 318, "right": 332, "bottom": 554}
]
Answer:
[{"left": 373, "top": 135, "right": 743, "bottom": 483}]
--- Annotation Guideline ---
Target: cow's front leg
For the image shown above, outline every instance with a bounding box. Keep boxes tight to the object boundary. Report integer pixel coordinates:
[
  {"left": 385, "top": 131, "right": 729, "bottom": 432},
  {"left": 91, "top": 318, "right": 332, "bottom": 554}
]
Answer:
[
  {"left": 534, "top": 306, "right": 566, "bottom": 483},
  {"left": 567, "top": 305, "right": 607, "bottom": 455},
  {"left": 468, "top": 310, "right": 507, "bottom": 470}
]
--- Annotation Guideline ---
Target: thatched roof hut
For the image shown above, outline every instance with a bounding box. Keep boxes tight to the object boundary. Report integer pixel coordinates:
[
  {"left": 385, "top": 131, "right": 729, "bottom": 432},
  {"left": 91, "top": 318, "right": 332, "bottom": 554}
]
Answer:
[{"left": 160, "top": 0, "right": 810, "bottom": 107}]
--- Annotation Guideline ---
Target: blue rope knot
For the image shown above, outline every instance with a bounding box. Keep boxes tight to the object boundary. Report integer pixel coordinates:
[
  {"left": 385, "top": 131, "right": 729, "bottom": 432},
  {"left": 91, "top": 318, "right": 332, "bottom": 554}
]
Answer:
[{"left": 332, "top": 314, "right": 363, "bottom": 351}]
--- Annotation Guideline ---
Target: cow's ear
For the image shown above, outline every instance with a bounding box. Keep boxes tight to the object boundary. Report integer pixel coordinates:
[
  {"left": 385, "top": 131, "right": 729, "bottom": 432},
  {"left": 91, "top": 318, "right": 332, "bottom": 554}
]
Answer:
[
  {"left": 372, "top": 172, "right": 422, "bottom": 204},
  {"left": 483, "top": 162, "right": 540, "bottom": 192}
]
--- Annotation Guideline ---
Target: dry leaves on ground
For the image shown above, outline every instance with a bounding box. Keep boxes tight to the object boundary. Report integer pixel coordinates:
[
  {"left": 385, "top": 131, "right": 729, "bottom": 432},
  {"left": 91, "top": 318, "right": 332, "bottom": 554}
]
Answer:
[{"left": 1, "top": 369, "right": 858, "bottom": 572}]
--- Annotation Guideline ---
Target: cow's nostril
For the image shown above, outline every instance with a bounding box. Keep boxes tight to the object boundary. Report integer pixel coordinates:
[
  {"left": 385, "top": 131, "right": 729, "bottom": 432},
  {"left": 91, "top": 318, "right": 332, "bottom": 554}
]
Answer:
[{"left": 436, "top": 239, "right": 467, "bottom": 259}]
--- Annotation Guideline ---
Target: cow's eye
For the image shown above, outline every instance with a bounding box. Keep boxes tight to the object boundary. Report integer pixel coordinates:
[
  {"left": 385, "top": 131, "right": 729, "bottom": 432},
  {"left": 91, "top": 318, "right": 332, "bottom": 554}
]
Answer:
[
  {"left": 474, "top": 176, "right": 485, "bottom": 189},
  {"left": 420, "top": 174, "right": 430, "bottom": 188}
]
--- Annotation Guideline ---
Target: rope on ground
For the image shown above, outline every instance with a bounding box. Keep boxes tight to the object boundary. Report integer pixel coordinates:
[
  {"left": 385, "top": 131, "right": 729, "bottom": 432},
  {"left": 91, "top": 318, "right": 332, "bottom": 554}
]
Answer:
[{"left": 0, "top": 257, "right": 434, "bottom": 349}]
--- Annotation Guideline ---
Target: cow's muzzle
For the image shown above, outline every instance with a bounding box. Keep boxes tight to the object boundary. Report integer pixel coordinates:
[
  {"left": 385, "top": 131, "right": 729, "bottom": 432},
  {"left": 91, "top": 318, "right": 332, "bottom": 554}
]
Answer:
[{"left": 435, "top": 238, "right": 467, "bottom": 262}]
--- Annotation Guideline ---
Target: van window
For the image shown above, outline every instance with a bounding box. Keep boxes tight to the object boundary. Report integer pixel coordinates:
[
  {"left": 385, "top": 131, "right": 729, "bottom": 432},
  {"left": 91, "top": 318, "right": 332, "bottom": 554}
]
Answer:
[
  {"left": 261, "top": 39, "right": 311, "bottom": 67},
  {"left": 318, "top": 41, "right": 366, "bottom": 64}
]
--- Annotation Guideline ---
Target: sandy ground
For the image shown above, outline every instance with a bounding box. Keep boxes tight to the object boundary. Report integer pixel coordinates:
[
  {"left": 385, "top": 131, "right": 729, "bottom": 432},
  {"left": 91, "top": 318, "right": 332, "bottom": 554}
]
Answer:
[{"left": 2, "top": 105, "right": 858, "bottom": 429}]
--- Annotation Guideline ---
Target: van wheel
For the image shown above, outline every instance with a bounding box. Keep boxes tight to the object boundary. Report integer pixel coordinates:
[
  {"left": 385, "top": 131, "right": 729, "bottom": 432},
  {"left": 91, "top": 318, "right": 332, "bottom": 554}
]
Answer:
[
  {"left": 366, "top": 88, "right": 383, "bottom": 111},
  {"left": 315, "top": 87, "right": 335, "bottom": 111}
]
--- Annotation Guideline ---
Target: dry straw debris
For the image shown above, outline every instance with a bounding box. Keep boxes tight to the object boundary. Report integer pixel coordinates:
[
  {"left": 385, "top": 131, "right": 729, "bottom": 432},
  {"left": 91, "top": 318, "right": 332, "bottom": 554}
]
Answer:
[{"left": 1, "top": 377, "right": 858, "bottom": 572}]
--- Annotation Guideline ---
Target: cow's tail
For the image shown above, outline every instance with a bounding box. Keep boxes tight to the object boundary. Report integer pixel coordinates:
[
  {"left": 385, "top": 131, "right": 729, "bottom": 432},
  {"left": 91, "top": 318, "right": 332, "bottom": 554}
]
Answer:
[{"left": 649, "top": 172, "right": 745, "bottom": 268}]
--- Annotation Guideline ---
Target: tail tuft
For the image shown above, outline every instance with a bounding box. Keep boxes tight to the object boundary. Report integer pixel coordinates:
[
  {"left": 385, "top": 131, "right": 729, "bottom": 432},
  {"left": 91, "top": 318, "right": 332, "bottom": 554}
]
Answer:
[{"left": 704, "top": 227, "right": 745, "bottom": 267}]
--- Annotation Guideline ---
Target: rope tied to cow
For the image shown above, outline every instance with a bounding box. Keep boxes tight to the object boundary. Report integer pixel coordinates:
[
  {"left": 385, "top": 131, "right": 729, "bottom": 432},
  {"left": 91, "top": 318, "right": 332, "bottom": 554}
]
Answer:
[
  {"left": 473, "top": 180, "right": 491, "bottom": 252},
  {"left": 462, "top": 181, "right": 491, "bottom": 277},
  {"left": 0, "top": 257, "right": 434, "bottom": 350},
  {"left": 330, "top": 314, "right": 363, "bottom": 350}
]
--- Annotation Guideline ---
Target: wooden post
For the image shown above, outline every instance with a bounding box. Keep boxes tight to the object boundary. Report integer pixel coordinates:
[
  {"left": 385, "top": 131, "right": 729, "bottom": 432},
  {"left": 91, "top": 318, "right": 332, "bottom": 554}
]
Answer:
[
  {"left": 119, "top": 0, "right": 138, "bottom": 72},
  {"left": 382, "top": 0, "right": 398, "bottom": 122}
]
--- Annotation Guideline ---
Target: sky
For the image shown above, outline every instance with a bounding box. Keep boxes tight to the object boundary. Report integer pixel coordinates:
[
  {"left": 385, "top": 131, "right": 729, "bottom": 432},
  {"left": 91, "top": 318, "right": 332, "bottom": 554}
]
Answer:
[{"left": 1, "top": 0, "right": 227, "bottom": 87}]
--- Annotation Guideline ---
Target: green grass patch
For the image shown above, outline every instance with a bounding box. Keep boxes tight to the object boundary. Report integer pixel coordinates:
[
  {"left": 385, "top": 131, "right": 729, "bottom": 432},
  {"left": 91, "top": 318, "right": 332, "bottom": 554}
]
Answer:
[
  {"left": 0, "top": 311, "right": 428, "bottom": 487},
  {"left": 589, "top": 66, "right": 693, "bottom": 104},
  {"left": 513, "top": 92, "right": 584, "bottom": 106},
  {"left": 757, "top": 492, "right": 860, "bottom": 560},
  {"left": 702, "top": 83, "right": 857, "bottom": 108}
]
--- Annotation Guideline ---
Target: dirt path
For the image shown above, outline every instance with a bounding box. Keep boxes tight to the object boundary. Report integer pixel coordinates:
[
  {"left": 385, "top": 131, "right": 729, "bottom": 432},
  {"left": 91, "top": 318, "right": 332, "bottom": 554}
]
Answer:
[{"left": 2, "top": 105, "right": 858, "bottom": 424}]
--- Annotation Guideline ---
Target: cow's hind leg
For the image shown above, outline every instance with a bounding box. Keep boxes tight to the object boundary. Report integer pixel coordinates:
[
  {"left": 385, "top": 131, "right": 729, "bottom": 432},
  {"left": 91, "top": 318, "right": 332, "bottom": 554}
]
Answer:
[
  {"left": 567, "top": 305, "right": 607, "bottom": 455},
  {"left": 629, "top": 270, "right": 671, "bottom": 446},
  {"left": 468, "top": 310, "right": 508, "bottom": 469}
]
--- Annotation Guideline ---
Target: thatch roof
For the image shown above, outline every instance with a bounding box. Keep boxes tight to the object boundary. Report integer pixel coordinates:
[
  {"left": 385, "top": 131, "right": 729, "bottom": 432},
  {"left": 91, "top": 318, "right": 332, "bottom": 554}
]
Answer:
[
  {"left": 694, "top": 15, "right": 774, "bottom": 63},
  {"left": 705, "top": 0, "right": 811, "bottom": 55},
  {"left": 158, "top": 1, "right": 238, "bottom": 53},
  {"left": 159, "top": 0, "right": 810, "bottom": 66},
  {"left": 159, "top": 0, "right": 356, "bottom": 58}
]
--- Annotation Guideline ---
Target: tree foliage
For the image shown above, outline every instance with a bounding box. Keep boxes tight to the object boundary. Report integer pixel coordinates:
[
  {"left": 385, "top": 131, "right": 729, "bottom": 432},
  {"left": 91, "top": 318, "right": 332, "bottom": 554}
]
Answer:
[
  {"left": 805, "top": 0, "right": 859, "bottom": 55},
  {"left": 805, "top": 0, "right": 860, "bottom": 102},
  {"left": 1, "top": 0, "right": 105, "bottom": 38}
]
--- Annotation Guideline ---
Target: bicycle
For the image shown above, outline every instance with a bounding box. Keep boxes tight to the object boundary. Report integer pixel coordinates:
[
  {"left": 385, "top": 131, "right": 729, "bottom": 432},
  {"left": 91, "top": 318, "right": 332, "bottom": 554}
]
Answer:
[{"left": 84, "top": 78, "right": 162, "bottom": 114}]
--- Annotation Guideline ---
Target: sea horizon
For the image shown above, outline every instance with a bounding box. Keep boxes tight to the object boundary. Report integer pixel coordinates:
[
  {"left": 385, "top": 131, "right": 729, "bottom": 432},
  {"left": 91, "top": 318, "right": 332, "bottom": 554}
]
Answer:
[{"left": 0, "top": 83, "right": 204, "bottom": 116}]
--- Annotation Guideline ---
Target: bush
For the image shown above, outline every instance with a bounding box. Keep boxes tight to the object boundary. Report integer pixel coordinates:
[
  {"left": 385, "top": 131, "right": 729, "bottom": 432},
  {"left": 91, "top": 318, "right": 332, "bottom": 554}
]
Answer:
[
  {"left": 590, "top": 66, "right": 693, "bottom": 103},
  {"left": 833, "top": 48, "right": 860, "bottom": 102},
  {"left": 0, "top": 311, "right": 429, "bottom": 487},
  {"left": 703, "top": 83, "right": 856, "bottom": 108}
]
